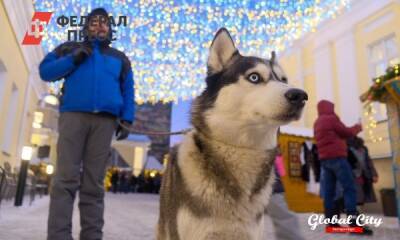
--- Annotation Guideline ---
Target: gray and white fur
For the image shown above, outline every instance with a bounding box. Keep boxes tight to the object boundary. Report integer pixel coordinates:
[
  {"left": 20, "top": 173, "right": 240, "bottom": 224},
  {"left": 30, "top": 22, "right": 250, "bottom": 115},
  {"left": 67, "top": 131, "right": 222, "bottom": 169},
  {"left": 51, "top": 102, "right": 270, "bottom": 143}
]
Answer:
[{"left": 157, "top": 28, "right": 308, "bottom": 240}]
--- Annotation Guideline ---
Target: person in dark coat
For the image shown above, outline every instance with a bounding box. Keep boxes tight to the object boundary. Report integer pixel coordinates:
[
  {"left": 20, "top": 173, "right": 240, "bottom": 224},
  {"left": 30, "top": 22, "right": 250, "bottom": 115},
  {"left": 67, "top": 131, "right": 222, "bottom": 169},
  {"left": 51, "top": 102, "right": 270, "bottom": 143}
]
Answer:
[
  {"left": 147, "top": 175, "right": 155, "bottom": 193},
  {"left": 347, "top": 137, "right": 378, "bottom": 204},
  {"left": 129, "top": 174, "right": 137, "bottom": 193},
  {"left": 329, "top": 137, "right": 379, "bottom": 227},
  {"left": 111, "top": 169, "right": 119, "bottom": 193},
  {"left": 119, "top": 171, "right": 129, "bottom": 193},
  {"left": 314, "top": 100, "right": 372, "bottom": 235},
  {"left": 153, "top": 173, "right": 162, "bottom": 194}
]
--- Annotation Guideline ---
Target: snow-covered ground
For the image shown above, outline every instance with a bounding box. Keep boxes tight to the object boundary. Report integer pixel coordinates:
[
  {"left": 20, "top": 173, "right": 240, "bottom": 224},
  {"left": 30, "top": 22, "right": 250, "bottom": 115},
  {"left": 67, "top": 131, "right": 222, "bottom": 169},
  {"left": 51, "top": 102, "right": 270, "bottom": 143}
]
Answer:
[{"left": 0, "top": 193, "right": 399, "bottom": 240}]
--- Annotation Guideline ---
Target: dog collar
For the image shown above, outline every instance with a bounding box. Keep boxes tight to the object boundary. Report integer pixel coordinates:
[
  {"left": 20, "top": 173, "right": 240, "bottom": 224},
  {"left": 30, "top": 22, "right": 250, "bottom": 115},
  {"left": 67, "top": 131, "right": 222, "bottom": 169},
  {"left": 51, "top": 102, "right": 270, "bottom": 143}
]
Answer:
[{"left": 194, "top": 129, "right": 278, "bottom": 153}]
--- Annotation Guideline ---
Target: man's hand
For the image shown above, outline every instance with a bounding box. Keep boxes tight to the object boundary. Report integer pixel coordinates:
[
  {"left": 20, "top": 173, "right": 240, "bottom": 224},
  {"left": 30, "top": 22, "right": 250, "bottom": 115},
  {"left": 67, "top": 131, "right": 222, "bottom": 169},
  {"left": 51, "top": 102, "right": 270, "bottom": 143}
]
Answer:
[
  {"left": 58, "top": 43, "right": 77, "bottom": 56},
  {"left": 116, "top": 120, "right": 131, "bottom": 141},
  {"left": 72, "top": 45, "right": 92, "bottom": 65}
]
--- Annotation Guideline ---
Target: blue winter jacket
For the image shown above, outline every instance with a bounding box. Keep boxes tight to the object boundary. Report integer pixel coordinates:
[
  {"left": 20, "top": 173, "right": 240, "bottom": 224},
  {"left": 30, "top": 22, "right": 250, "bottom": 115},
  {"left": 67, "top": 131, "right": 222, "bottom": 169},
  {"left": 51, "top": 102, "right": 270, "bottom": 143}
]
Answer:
[{"left": 39, "top": 40, "right": 134, "bottom": 123}]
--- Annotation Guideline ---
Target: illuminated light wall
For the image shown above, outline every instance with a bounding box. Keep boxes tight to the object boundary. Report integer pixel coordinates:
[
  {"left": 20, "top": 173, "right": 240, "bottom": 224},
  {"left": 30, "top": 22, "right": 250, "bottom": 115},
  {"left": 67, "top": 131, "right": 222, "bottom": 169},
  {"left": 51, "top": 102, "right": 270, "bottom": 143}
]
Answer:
[{"left": 34, "top": 0, "right": 351, "bottom": 104}]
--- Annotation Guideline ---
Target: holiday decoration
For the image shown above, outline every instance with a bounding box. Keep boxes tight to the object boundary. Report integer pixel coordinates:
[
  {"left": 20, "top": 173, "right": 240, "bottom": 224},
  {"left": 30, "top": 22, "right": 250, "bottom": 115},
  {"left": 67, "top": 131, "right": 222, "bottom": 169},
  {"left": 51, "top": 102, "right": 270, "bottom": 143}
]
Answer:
[
  {"left": 360, "top": 64, "right": 400, "bottom": 104},
  {"left": 360, "top": 64, "right": 400, "bottom": 224},
  {"left": 34, "top": 0, "right": 351, "bottom": 104},
  {"left": 363, "top": 103, "right": 382, "bottom": 143}
]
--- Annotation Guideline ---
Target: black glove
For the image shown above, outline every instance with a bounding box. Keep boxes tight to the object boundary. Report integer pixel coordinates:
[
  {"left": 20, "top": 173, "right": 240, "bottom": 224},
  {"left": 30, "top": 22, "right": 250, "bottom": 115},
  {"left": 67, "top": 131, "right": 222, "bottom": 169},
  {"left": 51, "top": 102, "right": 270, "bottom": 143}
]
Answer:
[
  {"left": 57, "top": 43, "right": 77, "bottom": 56},
  {"left": 72, "top": 45, "right": 92, "bottom": 65},
  {"left": 116, "top": 120, "right": 131, "bottom": 141}
]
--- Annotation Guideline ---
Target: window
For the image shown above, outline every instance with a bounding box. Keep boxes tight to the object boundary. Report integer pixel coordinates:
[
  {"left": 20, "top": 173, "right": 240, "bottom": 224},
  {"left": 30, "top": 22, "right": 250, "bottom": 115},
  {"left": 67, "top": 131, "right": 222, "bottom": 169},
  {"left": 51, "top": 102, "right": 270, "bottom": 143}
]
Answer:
[
  {"left": 2, "top": 83, "right": 19, "bottom": 155},
  {"left": 368, "top": 35, "right": 399, "bottom": 121}
]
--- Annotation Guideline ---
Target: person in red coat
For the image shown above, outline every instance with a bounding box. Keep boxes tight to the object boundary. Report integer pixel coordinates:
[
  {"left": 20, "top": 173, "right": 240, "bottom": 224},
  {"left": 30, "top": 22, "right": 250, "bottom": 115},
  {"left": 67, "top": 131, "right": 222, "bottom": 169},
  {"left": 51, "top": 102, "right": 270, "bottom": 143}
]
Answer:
[{"left": 314, "top": 100, "right": 372, "bottom": 234}]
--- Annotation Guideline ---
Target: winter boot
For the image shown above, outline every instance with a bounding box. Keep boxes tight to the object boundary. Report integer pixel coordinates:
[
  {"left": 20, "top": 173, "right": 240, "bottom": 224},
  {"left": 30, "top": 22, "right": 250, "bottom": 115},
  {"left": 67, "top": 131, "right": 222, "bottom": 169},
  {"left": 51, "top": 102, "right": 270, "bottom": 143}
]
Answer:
[{"left": 348, "top": 214, "right": 374, "bottom": 235}]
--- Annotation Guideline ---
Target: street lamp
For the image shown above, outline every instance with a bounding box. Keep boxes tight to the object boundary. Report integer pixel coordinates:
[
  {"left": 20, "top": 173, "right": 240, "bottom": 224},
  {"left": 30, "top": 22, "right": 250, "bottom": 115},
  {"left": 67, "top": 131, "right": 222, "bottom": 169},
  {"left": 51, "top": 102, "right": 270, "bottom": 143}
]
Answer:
[
  {"left": 42, "top": 94, "right": 59, "bottom": 106},
  {"left": 46, "top": 164, "right": 54, "bottom": 175},
  {"left": 32, "top": 111, "right": 44, "bottom": 129},
  {"left": 14, "top": 146, "right": 33, "bottom": 206}
]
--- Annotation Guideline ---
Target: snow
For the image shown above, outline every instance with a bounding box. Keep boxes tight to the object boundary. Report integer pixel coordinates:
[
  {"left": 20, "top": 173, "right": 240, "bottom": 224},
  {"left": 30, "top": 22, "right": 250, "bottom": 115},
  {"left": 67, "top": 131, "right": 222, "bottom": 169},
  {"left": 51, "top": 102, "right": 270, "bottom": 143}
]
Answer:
[
  {"left": 0, "top": 193, "right": 399, "bottom": 240},
  {"left": 280, "top": 125, "right": 314, "bottom": 137},
  {"left": 0, "top": 194, "right": 159, "bottom": 240}
]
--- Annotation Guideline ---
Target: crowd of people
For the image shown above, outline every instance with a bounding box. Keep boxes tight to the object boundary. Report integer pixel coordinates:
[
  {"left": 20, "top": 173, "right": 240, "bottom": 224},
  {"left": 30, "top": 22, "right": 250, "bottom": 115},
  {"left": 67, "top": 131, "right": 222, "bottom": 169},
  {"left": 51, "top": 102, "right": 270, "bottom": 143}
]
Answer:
[{"left": 109, "top": 169, "right": 162, "bottom": 194}]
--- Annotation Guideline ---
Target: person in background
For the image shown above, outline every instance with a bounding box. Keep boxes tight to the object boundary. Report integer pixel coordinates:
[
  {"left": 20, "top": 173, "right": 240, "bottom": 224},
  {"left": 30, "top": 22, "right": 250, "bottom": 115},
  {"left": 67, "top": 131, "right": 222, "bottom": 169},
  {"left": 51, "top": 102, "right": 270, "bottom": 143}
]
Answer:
[
  {"left": 39, "top": 7, "right": 134, "bottom": 240},
  {"left": 136, "top": 173, "right": 146, "bottom": 193},
  {"left": 129, "top": 174, "right": 137, "bottom": 193},
  {"left": 314, "top": 100, "right": 372, "bottom": 235},
  {"left": 111, "top": 169, "right": 119, "bottom": 193},
  {"left": 119, "top": 171, "right": 128, "bottom": 193},
  {"left": 153, "top": 173, "right": 162, "bottom": 194},
  {"left": 266, "top": 146, "right": 306, "bottom": 240},
  {"left": 347, "top": 136, "right": 379, "bottom": 206},
  {"left": 331, "top": 137, "right": 379, "bottom": 222}
]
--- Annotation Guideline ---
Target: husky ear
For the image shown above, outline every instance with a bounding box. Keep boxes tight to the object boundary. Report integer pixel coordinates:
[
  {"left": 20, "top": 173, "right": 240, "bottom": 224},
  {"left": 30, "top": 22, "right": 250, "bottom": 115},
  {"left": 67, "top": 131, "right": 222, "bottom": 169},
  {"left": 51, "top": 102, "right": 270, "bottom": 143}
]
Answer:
[{"left": 207, "top": 28, "right": 238, "bottom": 74}]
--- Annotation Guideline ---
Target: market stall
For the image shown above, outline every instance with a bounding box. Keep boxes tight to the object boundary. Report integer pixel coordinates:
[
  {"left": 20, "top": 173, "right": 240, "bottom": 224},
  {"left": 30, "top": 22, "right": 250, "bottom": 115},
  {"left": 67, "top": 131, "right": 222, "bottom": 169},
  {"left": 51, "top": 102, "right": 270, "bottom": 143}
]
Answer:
[
  {"left": 279, "top": 126, "right": 324, "bottom": 213},
  {"left": 360, "top": 65, "right": 400, "bottom": 223}
]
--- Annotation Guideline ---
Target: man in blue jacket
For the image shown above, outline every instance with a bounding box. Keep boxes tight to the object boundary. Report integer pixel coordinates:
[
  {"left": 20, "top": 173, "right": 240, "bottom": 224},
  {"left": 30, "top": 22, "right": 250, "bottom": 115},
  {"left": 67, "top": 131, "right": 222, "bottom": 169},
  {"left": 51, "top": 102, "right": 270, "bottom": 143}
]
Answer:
[{"left": 39, "top": 8, "right": 134, "bottom": 240}]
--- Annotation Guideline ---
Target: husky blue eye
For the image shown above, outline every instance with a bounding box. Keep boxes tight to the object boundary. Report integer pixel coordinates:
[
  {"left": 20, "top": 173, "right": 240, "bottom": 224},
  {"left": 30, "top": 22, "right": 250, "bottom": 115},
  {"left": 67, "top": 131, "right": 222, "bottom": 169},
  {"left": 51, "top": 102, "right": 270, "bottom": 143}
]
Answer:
[{"left": 248, "top": 73, "right": 261, "bottom": 83}]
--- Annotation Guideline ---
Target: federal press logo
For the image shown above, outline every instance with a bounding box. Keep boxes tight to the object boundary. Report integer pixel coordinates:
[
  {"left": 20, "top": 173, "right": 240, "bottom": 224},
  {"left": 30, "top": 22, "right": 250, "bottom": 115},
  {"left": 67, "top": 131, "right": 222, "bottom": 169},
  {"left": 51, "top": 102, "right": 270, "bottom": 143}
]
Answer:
[
  {"left": 22, "top": 12, "right": 128, "bottom": 45},
  {"left": 22, "top": 12, "right": 53, "bottom": 45},
  {"left": 307, "top": 214, "right": 383, "bottom": 233}
]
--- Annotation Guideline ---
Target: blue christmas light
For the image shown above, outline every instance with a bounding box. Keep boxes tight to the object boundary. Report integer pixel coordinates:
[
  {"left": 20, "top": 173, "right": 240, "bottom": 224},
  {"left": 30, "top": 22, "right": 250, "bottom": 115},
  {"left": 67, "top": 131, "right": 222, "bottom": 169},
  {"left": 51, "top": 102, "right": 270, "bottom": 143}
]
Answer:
[{"left": 34, "top": 0, "right": 351, "bottom": 104}]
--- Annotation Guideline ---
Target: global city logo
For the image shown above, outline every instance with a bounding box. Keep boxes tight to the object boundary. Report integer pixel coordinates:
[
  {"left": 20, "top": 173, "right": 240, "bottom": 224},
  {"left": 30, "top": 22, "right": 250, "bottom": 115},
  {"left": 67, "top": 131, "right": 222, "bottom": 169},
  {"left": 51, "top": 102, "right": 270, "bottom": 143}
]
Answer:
[
  {"left": 307, "top": 214, "right": 383, "bottom": 233},
  {"left": 22, "top": 12, "right": 53, "bottom": 45}
]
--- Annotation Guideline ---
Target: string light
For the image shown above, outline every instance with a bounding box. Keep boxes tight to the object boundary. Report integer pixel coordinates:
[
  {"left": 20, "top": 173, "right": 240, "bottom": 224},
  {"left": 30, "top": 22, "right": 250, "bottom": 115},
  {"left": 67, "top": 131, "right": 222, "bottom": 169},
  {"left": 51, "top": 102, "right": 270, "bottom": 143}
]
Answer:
[
  {"left": 34, "top": 0, "right": 351, "bottom": 104},
  {"left": 364, "top": 103, "right": 383, "bottom": 143}
]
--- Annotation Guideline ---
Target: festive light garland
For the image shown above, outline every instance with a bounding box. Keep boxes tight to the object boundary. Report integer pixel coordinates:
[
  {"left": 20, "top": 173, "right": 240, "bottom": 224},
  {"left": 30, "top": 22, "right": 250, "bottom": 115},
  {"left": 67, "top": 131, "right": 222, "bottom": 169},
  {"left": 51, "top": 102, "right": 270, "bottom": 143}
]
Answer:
[
  {"left": 361, "top": 64, "right": 400, "bottom": 102},
  {"left": 360, "top": 64, "right": 400, "bottom": 143},
  {"left": 363, "top": 103, "right": 382, "bottom": 143},
  {"left": 34, "top": 0, "right": 351, "bottom": 104}
]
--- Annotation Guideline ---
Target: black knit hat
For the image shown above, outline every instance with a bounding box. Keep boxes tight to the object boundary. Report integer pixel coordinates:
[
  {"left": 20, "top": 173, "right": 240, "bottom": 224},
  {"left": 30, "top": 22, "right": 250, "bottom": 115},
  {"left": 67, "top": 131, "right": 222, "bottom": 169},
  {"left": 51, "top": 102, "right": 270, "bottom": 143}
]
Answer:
[
  {"left": 88, "top": 7, "right": 109, "bottom": 20},
  {"left": 83, "top": 7, "right": 112, "bottom": 46}
]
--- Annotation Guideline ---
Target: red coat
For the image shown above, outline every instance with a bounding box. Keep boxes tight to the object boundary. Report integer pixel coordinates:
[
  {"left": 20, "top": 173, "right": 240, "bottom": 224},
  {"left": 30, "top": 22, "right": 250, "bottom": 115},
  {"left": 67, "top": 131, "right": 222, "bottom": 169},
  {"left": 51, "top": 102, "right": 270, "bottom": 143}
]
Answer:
[{"left": 313, "top": 100, "right": 362, "bottom": 160}]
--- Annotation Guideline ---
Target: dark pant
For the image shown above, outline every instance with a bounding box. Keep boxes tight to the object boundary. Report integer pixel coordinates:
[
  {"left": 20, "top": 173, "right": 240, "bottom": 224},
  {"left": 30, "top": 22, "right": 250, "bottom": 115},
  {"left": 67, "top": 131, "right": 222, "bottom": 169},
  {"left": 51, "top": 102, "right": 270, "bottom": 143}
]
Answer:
[
  {"left": 320, "top": 158, "right": 357, "bottom": 216},
  {"left": 47, "top": 112, "right": 117, "bottom": 240}
]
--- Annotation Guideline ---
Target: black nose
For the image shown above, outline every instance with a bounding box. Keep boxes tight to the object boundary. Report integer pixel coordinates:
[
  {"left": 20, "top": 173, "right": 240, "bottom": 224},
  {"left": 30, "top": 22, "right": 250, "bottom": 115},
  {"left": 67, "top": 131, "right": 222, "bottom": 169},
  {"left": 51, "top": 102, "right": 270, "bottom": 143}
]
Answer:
[{"left": 285, "top": 89, "right": 308, "bottom": 107}]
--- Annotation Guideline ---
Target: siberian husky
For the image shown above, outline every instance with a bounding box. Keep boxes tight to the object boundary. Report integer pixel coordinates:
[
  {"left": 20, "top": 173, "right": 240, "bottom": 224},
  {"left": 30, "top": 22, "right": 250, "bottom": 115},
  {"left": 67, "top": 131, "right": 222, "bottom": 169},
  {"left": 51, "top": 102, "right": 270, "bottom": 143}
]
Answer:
[{"left": 157, "top": 28, "right": 308, "bottom": 240}]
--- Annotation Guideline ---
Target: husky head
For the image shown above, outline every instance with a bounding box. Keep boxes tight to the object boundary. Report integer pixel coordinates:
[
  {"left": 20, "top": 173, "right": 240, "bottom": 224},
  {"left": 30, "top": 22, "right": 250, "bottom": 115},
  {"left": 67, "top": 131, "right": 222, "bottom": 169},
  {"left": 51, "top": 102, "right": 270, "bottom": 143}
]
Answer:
[{"left": 191, "top": 28, "right": 308, "bottom": 149}]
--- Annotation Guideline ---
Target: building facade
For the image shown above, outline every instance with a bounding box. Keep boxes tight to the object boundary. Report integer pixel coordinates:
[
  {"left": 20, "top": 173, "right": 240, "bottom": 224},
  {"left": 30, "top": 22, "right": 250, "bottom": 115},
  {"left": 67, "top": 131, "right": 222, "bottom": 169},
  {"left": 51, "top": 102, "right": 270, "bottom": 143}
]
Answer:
[
  {"left": 0, "top": 0, "right": 48, "bottom": 170},
  {"left": 279, "top": 0, "right": 400, "bottom": 212},
  {"left": 280, "top": 0, "right": 400, "bottom": 158}
]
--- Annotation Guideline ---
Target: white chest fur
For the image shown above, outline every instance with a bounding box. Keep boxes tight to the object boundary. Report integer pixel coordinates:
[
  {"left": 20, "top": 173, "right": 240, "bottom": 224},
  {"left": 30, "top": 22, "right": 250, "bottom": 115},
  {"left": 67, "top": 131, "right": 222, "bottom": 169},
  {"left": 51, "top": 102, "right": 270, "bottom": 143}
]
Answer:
[{"left": 176, "top": 131, "right": 276, "bottom": 239}]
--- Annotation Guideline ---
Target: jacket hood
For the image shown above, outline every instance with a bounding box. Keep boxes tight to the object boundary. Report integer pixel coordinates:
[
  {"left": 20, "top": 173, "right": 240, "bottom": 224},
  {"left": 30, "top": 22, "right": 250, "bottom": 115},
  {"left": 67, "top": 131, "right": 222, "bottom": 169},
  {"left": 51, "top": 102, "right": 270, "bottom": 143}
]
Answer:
[
  {"left": 317, "top": 100, "right": 335, "bottom": 115},
  {"left": 83, "top": 8, "right": 112, "bottom": 46}
]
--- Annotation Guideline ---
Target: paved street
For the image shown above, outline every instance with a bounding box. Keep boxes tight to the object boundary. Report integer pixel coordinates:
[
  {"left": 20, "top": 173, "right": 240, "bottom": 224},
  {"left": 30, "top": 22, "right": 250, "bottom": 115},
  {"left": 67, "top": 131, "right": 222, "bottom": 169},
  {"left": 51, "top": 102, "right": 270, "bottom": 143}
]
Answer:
[{"left": 0, "top": 193, "right": 399, "bottom": 240}]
